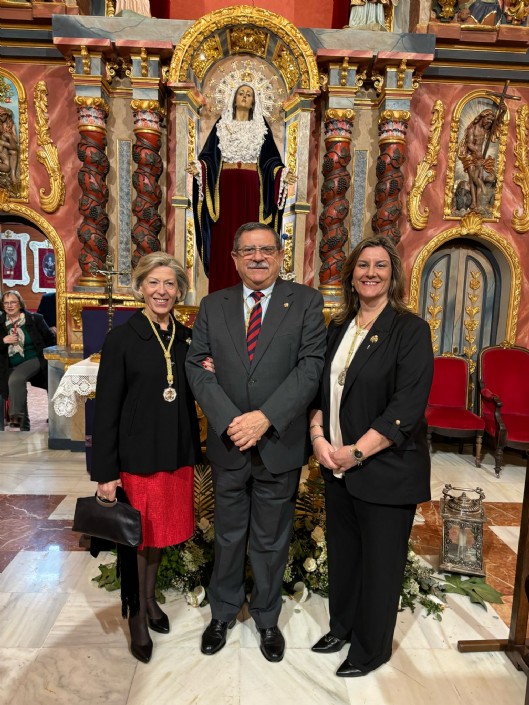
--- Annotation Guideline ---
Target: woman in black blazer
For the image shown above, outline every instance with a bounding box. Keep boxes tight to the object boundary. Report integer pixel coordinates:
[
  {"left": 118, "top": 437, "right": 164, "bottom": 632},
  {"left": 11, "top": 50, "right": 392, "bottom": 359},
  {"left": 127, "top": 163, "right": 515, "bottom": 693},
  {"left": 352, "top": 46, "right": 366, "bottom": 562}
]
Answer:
[
  {"left": 91, "top": 252, "right": 201, "bottom": 664},
  {"left": 310, "top": 236, "right": 433, "bottom": 677}
]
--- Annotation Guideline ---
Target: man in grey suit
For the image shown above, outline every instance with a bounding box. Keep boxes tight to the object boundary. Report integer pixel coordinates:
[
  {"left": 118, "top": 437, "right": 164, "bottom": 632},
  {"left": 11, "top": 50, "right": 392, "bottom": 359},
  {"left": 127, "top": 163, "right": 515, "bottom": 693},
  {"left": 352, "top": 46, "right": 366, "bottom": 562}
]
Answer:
[{"left": 186, "top": 222, "right": 326, "bottom": 662}]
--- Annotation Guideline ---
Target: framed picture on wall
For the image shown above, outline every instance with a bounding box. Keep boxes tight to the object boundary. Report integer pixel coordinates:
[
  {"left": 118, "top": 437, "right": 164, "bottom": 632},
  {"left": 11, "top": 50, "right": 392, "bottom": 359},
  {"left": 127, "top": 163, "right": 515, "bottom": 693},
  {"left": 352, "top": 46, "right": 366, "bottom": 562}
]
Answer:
[
  {"left": 29, "top": 239, "right": 56, "bottom": 293},
  {"left": 1, "top": 230, "right": 30, "bottom": 286}
]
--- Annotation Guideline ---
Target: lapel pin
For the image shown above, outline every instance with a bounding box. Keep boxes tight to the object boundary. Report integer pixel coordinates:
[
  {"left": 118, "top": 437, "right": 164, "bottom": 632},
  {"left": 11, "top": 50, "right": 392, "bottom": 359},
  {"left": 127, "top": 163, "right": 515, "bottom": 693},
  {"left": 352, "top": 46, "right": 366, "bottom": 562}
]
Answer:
[
  {"left": 284, "top": 302, "right": 289, "bottom": 308},
  {"left": 370, "top": 335, "right": 378, "bottom": 344}
]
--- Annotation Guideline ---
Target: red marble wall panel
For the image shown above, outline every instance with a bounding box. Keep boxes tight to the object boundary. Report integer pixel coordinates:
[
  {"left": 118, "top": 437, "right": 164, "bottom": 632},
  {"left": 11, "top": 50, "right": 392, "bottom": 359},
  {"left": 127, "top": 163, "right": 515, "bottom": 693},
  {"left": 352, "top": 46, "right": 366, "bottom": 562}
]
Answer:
[{"left": 2, "top": 61, "right": 82, "bottom": 292}]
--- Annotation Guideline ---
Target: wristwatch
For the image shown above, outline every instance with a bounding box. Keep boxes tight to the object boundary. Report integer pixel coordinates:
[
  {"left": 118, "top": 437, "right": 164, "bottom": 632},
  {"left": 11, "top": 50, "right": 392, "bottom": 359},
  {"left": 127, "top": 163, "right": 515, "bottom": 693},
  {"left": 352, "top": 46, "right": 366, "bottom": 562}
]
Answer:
[{"left": 349, "top": 444, "right": 364, "bottom": 465}]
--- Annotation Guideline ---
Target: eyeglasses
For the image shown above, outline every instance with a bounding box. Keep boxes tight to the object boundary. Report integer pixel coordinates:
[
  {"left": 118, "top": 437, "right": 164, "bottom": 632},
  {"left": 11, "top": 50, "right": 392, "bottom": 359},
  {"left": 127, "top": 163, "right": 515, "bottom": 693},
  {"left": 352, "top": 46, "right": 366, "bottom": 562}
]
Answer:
[{"left": 235, "top": 246, "right": 279, "bottom": 258}]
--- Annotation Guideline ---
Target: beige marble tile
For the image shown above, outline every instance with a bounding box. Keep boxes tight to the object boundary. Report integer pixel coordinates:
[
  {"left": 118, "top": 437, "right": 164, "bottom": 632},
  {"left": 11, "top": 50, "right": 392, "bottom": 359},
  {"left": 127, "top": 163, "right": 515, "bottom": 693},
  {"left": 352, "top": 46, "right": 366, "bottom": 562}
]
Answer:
[
  {"left": 0, "top": 593, "right": 68, "bottom": 647},
  {"left": 127, "top": 645, "right": 240, "bottom": 705},
  {"left": 44, "top": 593, "right": 127, "bottom": 648},
  {"left": 0, "top": 648, "right": 39, "bottom": 702},
  {"left": 7, "top": 647, "right": 136, "bottom": 705},
  {"left": 239, "top": 647, "right": 350, "bottom": 705}
]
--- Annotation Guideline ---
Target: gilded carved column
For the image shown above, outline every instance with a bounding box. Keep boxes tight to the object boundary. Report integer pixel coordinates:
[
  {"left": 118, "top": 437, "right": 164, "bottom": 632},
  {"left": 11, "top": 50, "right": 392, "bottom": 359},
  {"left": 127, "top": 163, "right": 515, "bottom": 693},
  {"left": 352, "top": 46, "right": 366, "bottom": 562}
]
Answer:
[
  {"left": 372, "top": 110, "right": 410, "bottom": 245},
  {"left": 75, "top": 97, "right": 110, "bottom": 286},
  {"left": 319, "top": 109, "right": 355, "bottom": 288},
  {"left": 131, "top": 101, "right": 164, "bottom": 266}
]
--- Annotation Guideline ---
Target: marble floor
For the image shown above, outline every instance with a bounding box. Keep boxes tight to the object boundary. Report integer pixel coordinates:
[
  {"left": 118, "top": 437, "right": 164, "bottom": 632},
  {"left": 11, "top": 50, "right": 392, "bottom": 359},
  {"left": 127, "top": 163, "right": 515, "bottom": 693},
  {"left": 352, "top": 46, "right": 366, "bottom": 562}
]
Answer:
[{"left": 0, "top": 429, "right": 526, "bottom": 705}]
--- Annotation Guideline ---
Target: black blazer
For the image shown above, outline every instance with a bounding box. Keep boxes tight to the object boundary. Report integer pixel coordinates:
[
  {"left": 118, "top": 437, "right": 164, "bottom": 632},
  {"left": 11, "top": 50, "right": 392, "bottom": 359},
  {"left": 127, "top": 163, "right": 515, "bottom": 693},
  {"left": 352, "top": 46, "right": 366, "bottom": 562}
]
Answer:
[
  {"left": 90, "top": 310, "right": 201, "bottom": 483},
  {"left": 320, "top": 304, "right": 433, "bottom": 506},
  {"left": 0, "top": 310, "right": 55, "bottom": 398}
]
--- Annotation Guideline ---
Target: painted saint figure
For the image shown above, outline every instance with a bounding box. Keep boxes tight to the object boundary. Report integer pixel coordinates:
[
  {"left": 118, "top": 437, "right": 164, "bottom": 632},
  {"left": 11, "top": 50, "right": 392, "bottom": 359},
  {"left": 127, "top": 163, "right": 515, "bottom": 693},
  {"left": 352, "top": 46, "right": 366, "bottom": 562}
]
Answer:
[
  {"left": 0, "top": 106, "right": 19, "bottom": 192},
  {"left": 188, "top": 80, "right": 295, "bottom": 293},
  {"left": 457, "top": 108, "right": 499, "bottom": 212}
]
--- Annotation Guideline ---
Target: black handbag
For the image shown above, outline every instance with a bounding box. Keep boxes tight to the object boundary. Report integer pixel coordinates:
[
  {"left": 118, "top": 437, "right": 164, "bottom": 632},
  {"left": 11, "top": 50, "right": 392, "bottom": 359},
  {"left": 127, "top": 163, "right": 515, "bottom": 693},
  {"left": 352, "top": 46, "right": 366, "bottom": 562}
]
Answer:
[{"left": 72, "top": 494, "right": 143, "bottom": 548}]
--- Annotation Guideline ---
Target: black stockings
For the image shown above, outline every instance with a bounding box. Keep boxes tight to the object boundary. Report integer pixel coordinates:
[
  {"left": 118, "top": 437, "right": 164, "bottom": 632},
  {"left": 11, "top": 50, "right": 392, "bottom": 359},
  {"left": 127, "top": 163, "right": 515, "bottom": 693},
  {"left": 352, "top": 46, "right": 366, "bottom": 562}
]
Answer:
[{"left": 128, "top": 546, "right": 162, "bottom": 646}]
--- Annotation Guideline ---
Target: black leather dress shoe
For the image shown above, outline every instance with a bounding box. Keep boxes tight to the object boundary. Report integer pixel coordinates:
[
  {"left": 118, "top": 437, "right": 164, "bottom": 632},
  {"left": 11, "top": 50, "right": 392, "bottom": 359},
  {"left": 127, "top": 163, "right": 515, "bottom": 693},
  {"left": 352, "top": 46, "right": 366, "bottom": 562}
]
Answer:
[
  {"left": 131, "top": 637, "right": 153, "bottom": 663},
  {"left": 201, "top": 618, "right": 236, "bottom": 655},
  {"left": 148, "top": 610, "right": 170, "bottom": 634},
  {"left": 336, "top": 658, "right": 365, "bottom": 677},
  {"left": 311, "top": 632, "right": 347, "bottom": 653},
  {"left": 258, "top": 626, "right": 285, "bottom": 662}
]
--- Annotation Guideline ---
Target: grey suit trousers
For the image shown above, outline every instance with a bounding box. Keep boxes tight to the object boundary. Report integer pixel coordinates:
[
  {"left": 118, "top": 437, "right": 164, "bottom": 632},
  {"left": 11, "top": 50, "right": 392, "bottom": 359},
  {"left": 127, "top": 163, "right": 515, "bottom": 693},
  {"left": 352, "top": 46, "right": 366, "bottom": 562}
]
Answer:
[{"left": 208, "top": 448, "right": 300, "bottom": 628}]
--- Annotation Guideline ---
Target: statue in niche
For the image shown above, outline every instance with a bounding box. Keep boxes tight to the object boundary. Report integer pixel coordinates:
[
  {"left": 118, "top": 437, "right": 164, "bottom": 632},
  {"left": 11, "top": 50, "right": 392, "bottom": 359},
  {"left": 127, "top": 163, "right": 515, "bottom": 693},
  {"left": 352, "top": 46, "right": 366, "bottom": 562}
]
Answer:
[
  {"left": 187, "top": 62, "right": 295, "bottom": 293},
  {"left": 0, "top": 106, "right": 19, "bottom": 194},
  {"left": 347, "top": 0, "right": 396, "bottom": 31},
  {"left": 504, "top": 0, "right": 529, "bottom": 24},
  {"left": 456, "top": 108, "right": 500, "bottom": 214}
]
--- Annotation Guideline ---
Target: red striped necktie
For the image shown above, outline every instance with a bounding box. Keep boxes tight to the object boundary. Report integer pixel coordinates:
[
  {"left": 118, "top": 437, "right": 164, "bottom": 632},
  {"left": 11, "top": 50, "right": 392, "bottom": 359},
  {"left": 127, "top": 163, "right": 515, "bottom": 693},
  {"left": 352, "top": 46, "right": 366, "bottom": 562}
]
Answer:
[{"left": 246, "top": 290, "right": 264, "bottom": 361}]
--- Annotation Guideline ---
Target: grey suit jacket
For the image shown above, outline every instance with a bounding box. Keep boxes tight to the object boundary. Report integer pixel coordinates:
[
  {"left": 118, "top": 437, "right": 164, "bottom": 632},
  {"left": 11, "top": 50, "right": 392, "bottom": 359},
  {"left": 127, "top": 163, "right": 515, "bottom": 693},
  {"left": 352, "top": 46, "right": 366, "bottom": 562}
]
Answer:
[{"left": 186, "top": 278, "right": 326, "bottom": 473}]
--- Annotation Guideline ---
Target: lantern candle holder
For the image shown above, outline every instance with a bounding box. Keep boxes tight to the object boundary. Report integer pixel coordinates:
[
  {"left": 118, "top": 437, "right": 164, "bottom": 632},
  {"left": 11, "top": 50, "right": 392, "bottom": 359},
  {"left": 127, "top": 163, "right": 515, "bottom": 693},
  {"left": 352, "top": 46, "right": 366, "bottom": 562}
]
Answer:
[{"left": 439, "top": 484, "right": 486, "bottom": 577}]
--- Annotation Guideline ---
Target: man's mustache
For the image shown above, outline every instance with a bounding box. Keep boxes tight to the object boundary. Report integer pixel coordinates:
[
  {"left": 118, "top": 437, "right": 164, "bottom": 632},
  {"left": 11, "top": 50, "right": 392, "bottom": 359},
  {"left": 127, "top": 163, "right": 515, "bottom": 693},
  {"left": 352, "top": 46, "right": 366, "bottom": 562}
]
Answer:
[{"left": 247, "top": 262, "right": 269, "bottom": 269}]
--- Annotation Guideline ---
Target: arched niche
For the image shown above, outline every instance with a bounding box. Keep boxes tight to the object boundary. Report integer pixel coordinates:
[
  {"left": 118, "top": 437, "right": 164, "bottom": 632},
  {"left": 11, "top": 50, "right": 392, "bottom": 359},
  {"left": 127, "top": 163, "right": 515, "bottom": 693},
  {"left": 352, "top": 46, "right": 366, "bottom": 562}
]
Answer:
[
  {"left": 0, "top": 202, "right": 67, "bottom": 346},
  {"left": 408, "top": 214, "right": 522, "bottom": 347}
]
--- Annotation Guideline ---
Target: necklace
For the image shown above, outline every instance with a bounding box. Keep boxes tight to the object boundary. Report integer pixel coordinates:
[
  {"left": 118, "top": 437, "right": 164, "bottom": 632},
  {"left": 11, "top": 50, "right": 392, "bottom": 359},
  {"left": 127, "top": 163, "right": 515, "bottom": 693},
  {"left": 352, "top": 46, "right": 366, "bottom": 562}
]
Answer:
[
  {"left": 337, "top": 309, "right": 383, "bottom": 386},
  {"left": 142, "top": 310, "right": 177, "bottom": 402}
]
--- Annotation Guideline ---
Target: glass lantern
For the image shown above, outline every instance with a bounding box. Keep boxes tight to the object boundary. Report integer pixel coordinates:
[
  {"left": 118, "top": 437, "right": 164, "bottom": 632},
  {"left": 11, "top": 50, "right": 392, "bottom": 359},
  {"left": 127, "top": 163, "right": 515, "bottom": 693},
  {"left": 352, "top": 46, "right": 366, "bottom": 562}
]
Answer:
[{"left": 439, "top": 484, "right": 486, "bottom": 577}]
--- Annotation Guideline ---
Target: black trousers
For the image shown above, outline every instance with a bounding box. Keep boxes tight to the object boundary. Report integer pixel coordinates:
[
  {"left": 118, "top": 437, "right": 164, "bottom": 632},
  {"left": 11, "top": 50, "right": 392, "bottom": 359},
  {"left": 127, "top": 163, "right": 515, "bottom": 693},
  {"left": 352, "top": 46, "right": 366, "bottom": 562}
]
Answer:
[
  {"left": 208, "top": 449, "right": 300, "bottom": 628},
  {"left": 325, "top": 476, "right": 416, "bottom": 673}
]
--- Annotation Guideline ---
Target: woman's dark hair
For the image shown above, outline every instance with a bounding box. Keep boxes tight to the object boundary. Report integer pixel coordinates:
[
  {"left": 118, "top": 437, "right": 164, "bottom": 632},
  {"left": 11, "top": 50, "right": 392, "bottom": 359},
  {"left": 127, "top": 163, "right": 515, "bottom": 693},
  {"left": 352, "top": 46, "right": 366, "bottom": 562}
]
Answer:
[
  {"left": 232, "top": 84, "right": 254, "bottom": 121},
  {"left": 333, "top": 236, "right": 408, "bottom": 325}
]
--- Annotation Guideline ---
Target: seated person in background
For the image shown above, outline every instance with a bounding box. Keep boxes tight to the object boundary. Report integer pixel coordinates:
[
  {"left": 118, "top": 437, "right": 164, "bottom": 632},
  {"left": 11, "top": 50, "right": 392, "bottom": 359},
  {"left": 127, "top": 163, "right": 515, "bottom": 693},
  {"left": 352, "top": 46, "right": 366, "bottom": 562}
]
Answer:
[
  {"left": 0, "top": 290, "right": 55, "bottom": 429},
  {"left": 37, "top": 291, "right": 57, "bottom": 335}
]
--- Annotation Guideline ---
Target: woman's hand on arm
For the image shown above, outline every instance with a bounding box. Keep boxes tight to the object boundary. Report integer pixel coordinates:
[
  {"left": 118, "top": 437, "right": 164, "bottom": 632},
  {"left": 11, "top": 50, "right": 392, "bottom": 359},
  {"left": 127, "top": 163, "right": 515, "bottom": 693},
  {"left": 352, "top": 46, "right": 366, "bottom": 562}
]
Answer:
[
  {"left": 96, "top": 479, "right": 122, "bottom": 502},
  {"left": 312, "top": 437, "right": 341, "bottom": 471}
]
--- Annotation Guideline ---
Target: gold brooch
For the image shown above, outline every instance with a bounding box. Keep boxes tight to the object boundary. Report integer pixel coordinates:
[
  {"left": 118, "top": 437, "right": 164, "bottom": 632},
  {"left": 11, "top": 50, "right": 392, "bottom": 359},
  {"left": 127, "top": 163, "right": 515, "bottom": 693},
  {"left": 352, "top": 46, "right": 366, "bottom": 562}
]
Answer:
[
  {"left": 370, "top": 335, "right": 378, "bottom": 344},
  {"left": 284, "top": 303, "right": 289, "bottom": 308}
]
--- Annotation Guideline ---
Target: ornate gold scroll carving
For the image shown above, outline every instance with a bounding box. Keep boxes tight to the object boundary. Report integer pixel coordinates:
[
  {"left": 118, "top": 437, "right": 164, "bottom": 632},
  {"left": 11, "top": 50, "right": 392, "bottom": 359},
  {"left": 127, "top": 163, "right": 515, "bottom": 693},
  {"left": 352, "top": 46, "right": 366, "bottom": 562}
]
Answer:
[
  {"left": 33, "top": 81, "right": 65, "bottom": 214},
  {"left": 463, "top": 271, "right": 481, "bottom": 377},
  {"left": 283, "top": 222, "right": 294, "bottom": 274},
  {"left": 188, "top": 117, "right": 197, "bottom": 166},
  {"left": 80, "top": 46, "right": 91, "bottom": 75},
  {"left": 186, "top": 217, "right": 195, "bottom": 269},
  {"left": 512, "top": 104, "right": 529, "bottom": 233},
  {"left": 407, "top": 100, "right": 444, "bottom": 230},
  {"left": 286, "top": 122, "right": 298, "bottom": 175},
  {"left": 228, "top": 26, "right": 269, "bottom": 56},
  {"left": 427, "top": 270, "right": 443, "bottom": 353},
  {"left": 190, "top": 36, "right": 222, "bottom": 81},
  {"left": 272, "top": 43, "right": 300, "bottom": 92}
]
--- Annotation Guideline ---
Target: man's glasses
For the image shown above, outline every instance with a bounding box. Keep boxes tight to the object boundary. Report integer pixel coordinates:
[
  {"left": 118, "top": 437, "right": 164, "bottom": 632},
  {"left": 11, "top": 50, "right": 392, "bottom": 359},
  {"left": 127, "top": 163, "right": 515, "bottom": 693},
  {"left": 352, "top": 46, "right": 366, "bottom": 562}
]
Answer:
[{"left": 235, "top": 246, "right": 279, "bottom": 258}]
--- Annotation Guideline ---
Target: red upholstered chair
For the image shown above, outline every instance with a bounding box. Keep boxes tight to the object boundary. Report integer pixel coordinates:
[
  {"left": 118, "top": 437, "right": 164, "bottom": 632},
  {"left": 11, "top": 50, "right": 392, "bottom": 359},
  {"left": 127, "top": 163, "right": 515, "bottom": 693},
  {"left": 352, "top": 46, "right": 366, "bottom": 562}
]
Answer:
[
  {"left": 426, "top": 355, "right": 485, "bottom": 467},
  {"left": 478, "top": 344, "right": 529, "bottom": 477}
]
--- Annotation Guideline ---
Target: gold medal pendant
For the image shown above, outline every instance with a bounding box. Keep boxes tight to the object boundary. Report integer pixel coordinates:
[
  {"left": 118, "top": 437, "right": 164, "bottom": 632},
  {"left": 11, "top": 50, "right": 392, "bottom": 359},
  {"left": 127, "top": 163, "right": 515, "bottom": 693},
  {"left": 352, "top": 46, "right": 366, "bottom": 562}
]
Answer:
[
  {"left": 163, "top": 387, "right": 177, "bottom": 402},
  {"left": 337, "top": 370, "right": 347, "bottom": 386}
]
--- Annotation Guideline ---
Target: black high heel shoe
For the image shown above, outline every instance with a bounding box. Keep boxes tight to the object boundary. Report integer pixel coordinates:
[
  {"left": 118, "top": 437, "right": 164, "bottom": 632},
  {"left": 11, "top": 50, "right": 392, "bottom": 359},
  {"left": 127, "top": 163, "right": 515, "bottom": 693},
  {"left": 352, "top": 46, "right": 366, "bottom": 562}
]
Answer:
[
  {"left": 148, "top": 610, "right": 170, "bottom": 634},
  {"left": 131, "top": 637, "right": 153, "bottom": 663}
]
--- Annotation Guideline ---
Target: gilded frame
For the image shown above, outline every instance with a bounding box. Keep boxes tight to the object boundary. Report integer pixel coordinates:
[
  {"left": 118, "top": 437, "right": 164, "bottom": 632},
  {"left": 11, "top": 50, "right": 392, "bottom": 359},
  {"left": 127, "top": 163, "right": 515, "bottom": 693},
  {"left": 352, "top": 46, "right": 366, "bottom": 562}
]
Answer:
[
  {"left": 0, "top": 68, "right": 29, "bottom": 202},
  {"left": 443, "top": 91, "right": 509, "bottom": 222}
]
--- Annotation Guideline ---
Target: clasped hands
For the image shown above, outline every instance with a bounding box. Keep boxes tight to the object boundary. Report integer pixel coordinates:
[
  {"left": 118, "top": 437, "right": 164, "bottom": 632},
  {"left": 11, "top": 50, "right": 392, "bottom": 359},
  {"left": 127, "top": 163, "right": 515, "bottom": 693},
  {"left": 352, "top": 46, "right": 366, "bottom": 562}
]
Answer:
[
  {"left": 228, "top": 410, "right": 271, "bottom": 452},
  {"left": 312, "top": 437, "right": 356, "bottom": 475}
]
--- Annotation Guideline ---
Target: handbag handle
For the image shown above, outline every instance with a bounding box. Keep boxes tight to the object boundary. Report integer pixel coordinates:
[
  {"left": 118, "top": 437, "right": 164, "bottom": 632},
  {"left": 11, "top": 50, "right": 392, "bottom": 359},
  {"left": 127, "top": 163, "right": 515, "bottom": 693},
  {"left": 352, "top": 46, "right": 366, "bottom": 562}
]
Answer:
[{"left": 95, "top": 494, "right": 118, "bottom": 507}]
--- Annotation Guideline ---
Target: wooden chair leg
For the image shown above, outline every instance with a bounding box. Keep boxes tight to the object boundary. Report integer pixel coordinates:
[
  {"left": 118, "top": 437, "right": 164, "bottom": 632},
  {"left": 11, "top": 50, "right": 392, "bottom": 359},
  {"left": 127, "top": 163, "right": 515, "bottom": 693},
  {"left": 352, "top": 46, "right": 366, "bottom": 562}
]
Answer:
[
  {"left": 494, "top": 446, "right": 504, "bottom": 478},
  {"left": 475, "top": 433, "right": 483, "bottom": 468}
]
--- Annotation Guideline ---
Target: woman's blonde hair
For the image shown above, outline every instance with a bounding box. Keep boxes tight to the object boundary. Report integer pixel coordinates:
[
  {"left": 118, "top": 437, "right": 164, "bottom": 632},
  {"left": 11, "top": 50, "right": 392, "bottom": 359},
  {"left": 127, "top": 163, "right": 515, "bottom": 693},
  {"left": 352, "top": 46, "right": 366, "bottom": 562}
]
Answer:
[
  {"left": 333, "top": 236, "right": 408, "bottom": 325},
  {"left": 131, "top": 252, "right": 189, "bottom": 303}
]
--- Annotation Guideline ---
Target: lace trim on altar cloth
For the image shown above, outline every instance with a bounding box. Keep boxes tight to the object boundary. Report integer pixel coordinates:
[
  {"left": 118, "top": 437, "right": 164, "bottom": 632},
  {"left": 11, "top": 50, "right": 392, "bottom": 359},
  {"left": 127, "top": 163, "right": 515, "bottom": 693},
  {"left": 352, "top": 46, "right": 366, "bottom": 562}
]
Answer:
[
  {"left": 216, "top": 117, "right": 267, "bottom": 164},
  {"left": 52, "top": 373, "right": 97, "bottom": 417}
]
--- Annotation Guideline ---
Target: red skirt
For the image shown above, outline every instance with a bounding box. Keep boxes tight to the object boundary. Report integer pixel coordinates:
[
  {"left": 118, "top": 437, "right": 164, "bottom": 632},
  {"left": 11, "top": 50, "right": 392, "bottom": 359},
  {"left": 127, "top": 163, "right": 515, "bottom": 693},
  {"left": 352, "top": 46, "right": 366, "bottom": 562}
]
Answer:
[{"left": 120, "top": 467, "right": 194, "bottom": 549}]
